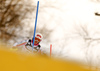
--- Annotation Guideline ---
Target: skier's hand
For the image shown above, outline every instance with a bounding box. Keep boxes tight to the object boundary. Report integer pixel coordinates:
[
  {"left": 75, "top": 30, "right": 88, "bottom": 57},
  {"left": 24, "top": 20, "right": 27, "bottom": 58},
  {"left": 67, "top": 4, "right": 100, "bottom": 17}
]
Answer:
[
  {"left": 34, "top": 47, "right": 39, "bottom": 51},
  {"left": 25, "top": 39, "right": 32, "bottom": 46},
  {"left": 25, "top": 43, "right": 32, "bottom": 47},
  {"left": 12, "top": 46, "right": 17, "bottom": 49},
  {"left": 10, "top": 47, "right": 18, "bottom": 51}
]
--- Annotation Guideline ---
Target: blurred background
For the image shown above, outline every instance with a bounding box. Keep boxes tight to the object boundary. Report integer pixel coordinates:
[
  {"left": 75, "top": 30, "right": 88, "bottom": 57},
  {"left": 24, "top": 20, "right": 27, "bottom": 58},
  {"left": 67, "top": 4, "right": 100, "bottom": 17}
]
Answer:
[{"left": 1, "top": 0, "right": 100, "bottom": 69}]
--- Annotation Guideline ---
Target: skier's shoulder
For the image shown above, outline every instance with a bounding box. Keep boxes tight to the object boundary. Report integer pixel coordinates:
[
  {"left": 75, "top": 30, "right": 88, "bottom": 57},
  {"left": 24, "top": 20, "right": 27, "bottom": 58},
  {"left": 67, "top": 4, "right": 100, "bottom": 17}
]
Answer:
[
  {"left": 37, "top": 44, "right": 41, "bottom": 48},
  {"left": 28, "top": 39, "right": 32, "bottom": 42}
]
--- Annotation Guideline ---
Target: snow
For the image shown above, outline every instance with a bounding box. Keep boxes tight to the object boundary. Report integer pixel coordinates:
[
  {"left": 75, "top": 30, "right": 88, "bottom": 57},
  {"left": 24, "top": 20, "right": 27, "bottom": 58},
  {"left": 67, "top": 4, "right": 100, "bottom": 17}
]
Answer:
[{"left": 7, "top": 0, "right": 100, "bottom": 67}]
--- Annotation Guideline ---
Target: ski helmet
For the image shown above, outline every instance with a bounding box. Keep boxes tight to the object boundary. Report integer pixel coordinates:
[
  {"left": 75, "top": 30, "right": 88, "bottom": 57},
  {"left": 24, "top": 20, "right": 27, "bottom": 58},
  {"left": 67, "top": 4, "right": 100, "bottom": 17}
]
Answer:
[{"left": 35, "top": 33, "right": 43, "bottom": 41}]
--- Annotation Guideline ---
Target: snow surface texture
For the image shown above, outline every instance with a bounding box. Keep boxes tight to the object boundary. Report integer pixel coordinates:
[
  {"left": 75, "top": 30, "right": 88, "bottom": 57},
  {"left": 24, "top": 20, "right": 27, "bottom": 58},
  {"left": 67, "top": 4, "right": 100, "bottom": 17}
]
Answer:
[
  {"left": 9, "top": 0, "right": 100, "bottom": 67},
  {"left": 31, "top": 0, "right": 100, "bottom": 67}
]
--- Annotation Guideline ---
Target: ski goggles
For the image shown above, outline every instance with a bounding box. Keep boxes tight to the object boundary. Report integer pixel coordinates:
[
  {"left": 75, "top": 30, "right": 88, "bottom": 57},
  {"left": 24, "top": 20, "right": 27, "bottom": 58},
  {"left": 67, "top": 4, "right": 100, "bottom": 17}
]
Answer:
[{"left": 35, "top": 37, "right": 41, "bottom": 42}]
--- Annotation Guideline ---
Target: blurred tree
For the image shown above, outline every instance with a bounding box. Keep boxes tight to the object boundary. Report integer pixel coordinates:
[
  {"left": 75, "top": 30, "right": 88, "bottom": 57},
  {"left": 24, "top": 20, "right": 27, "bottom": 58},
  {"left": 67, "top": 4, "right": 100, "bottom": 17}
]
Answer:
[
  {"left": 95, "top": 12, "right": 100, "bottom": 16},
  {"left": 0, "top": 0, "right": 34, "bottom": 43}
]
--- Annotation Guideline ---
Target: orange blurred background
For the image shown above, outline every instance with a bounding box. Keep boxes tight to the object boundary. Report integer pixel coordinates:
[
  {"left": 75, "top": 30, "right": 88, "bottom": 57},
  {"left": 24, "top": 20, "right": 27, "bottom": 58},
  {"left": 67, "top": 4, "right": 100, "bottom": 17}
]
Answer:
[{"left": 0, "top": 44, "right": 94, "bottom": 71}]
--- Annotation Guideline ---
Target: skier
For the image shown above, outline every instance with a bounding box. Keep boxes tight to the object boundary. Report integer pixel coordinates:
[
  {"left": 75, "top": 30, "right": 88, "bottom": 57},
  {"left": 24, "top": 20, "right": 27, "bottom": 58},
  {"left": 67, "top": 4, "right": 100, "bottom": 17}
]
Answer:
[{"left": 11, "top": 33, "right": 43, "bottom": 53}]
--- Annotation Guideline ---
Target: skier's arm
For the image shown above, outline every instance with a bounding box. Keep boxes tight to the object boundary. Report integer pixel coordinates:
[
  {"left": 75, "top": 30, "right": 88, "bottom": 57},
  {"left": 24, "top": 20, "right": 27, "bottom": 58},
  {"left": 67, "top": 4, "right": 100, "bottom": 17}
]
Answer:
[{"left": 12, "top": 40, "right": 28, "bottom": 49}]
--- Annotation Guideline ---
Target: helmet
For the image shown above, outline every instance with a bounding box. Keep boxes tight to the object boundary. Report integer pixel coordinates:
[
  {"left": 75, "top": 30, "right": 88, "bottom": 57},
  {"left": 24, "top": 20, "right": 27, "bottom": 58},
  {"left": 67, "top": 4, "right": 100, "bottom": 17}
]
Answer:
[
  {"left": 31, "top": 33, "right": 43, "bottom": 44},
  {"left": 35, "top": 33, "right": 43, "bottom": 40}
]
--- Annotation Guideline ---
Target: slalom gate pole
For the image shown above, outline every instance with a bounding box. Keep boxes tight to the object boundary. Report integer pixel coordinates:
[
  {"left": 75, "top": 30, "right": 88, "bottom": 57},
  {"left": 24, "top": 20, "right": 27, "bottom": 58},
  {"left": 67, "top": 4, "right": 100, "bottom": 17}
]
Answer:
[
  {"left": 50, "top": 44, "right": 52, "bottom": 57},
  {"left": 32, "top": 1, "right": 39, "bottom": 52}
]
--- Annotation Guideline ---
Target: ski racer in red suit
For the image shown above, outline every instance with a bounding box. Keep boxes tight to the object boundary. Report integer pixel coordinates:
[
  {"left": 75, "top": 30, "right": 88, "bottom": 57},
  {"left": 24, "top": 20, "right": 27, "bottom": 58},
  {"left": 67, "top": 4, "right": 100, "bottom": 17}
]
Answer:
[{"left": 11, "top": 33, "right": 43, "bottom": 53}]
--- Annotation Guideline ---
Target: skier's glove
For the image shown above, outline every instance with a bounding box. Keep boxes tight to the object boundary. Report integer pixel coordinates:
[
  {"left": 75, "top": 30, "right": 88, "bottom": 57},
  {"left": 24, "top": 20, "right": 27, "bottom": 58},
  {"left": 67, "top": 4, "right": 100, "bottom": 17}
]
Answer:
[{"left": 25, "top": 39, "right": 32, "bottom": 47}]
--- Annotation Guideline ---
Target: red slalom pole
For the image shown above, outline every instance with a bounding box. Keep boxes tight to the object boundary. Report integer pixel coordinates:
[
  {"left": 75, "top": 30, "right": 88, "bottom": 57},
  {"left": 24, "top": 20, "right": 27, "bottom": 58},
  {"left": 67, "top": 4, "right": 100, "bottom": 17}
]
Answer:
[{"left": 50, "top": 44, "right": 52, "bottom": 57}]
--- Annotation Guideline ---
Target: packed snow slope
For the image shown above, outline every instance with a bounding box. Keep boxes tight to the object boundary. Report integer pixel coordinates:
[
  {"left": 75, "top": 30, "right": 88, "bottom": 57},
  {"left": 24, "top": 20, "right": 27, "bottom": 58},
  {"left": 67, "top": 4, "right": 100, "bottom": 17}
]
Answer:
[
  {"left": 32, "top": 0, "right": 100, "bottom": 67},
  {"left": 0, "top": 45, "right": 92, "bottom": 71},
  {"left": 8, "top": 0, "right": 100, "bottom": 68}
]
